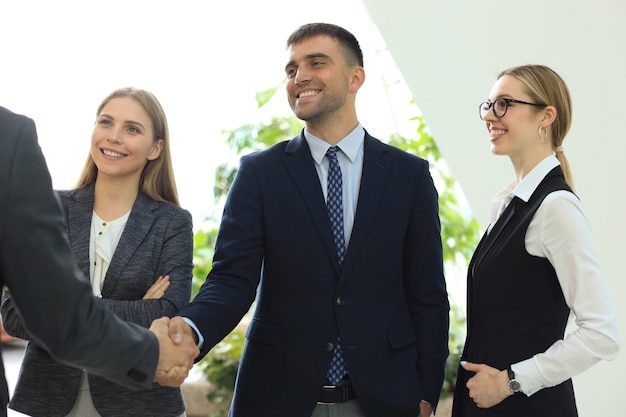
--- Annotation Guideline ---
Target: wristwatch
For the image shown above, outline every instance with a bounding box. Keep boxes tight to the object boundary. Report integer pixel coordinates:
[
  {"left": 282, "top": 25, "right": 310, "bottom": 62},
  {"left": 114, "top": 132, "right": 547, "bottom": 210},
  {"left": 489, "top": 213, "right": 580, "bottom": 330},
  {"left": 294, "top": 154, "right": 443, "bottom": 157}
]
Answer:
[{"left": 507, "top": 367, "right": 522, "bottom": 393}]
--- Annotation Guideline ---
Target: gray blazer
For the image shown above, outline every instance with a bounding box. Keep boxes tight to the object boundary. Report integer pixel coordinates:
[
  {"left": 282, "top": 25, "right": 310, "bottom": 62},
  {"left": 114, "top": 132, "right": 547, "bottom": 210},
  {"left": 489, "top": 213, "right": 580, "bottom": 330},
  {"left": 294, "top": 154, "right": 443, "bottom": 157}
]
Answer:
[
  {"left": 2, "top": 184, "right": 194, "bottom": 417},
  {"left": 0, "top": 106, "right": 162, "bottom": 417}
]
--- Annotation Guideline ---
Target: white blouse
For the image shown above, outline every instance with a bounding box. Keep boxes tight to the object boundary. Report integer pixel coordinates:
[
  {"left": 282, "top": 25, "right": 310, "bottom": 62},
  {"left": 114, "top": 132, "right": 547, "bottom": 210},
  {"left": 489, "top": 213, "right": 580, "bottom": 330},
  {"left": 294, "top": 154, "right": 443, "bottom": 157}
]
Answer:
[
  {"left": 89, "top": 211, "right": 129, "bottom": 297},
  {"left": 488, "top": 155, "right": 620, "bottom": 396}
]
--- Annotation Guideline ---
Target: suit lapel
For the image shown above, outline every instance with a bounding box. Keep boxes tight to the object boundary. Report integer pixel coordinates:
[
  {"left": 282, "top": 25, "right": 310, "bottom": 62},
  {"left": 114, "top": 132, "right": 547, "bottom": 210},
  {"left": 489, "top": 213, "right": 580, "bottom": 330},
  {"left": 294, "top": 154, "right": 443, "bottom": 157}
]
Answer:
[
  {"left": 65, "top": 186, "right": 96, "bottom": 281},
  {"left": 283, "top": 133, "right": 342, "bottom": 275},
  {"left": 341, "top": 135, "right": 390, "bottom": 275},
  {"left": 282, "top": 132, "right": 391, "bottom": 276},
  {"left": 100, "top": 194, "right": 157, "bottom": 298},
  {"left": 470, "top": 199, "right": 517, "bottom": 279}
]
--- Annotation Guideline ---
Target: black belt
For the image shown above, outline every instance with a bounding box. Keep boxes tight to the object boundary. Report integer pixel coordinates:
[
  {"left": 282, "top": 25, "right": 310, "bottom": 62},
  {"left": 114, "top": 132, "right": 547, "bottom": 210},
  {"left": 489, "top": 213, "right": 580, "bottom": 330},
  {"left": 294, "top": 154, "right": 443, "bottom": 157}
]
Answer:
[{"left": 318, "top": 383, "right": 356, "bottom": 404}]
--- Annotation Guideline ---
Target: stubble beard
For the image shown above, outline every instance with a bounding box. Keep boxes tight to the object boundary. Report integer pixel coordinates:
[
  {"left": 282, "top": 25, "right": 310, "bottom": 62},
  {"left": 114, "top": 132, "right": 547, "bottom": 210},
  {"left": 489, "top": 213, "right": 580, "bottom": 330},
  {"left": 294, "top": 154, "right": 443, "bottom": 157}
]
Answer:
[{"left": 291, "top": 94, "right": 346, "bottom": 127}]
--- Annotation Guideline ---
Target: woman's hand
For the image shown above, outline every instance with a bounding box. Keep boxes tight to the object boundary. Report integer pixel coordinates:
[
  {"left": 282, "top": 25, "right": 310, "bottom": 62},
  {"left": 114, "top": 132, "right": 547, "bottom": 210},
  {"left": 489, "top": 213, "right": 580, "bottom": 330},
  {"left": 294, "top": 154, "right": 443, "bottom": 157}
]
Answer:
[
  {"left": 461, "top": 361, "right": 512, "bottom": 408},
  {"left": 143, "top": 275, "right": 171, "bottom": 299}
]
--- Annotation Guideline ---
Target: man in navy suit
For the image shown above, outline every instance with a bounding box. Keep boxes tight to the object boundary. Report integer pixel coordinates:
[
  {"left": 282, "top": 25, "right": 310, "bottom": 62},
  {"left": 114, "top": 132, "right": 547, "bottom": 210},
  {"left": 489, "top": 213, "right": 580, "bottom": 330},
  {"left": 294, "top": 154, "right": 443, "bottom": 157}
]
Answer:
[
  {"left": 168, "top": 23, "right": 449, "bottom": 417},
  {"left": 0, "top": 105, "right": 198, "bottom": 417}
]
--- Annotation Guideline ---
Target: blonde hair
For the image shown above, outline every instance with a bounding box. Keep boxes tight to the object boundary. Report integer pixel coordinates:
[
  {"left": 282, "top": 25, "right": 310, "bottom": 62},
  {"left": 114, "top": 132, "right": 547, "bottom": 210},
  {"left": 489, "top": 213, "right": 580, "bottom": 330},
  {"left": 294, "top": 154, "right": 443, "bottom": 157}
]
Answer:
[
  {"left": 498, "top": 65, "right": 575, "bottom": 191},
  {"left": 75, "top": 87, "right": 180, "bottom": 205}
]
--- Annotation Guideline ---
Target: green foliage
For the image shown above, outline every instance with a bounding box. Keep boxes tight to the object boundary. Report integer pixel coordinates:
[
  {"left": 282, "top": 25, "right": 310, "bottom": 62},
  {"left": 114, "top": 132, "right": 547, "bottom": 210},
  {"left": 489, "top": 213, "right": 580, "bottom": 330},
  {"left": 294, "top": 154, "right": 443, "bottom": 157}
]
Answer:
[
  {"left": 255, "top": 83, "right": 283, "bottom": 108},
  {"left": 443, "top": 302, "right": 467, "bottom": 395},
  {"left": 201, "top": 330, "right": 246, "bottom": 404},
  {"left": 192, "top": 85, "right": 479, "bottom": 405},
  {"left": 191, "top": 224, "right": 218, "bottom": 296},
  {"left": 214, "top": 116, "right": 303, "bottom": 202}
]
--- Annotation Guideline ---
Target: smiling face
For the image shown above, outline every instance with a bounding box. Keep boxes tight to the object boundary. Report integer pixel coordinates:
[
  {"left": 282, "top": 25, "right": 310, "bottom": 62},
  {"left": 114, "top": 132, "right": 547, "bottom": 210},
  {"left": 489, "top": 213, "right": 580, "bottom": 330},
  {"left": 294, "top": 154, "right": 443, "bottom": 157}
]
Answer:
[
  {"left": 285, "top": 34, "right": 362, "bottom": 131},
  {"left": 483, "top": 75, "right": 547, "bottom": 159},
  {"left": 91, "top": 96, "right": 163, "bottom": 184}
]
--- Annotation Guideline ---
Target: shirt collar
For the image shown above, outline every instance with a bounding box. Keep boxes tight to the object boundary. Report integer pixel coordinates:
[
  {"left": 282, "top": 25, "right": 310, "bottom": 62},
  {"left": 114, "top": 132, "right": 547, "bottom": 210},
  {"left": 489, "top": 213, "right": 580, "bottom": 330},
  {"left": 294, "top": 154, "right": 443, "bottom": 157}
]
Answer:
[
  {"left": 305, "top": 123, "right": 365, "bottom": 165},
  {"left": 512, "top": 154, "right": 561, "bottom": 203}
]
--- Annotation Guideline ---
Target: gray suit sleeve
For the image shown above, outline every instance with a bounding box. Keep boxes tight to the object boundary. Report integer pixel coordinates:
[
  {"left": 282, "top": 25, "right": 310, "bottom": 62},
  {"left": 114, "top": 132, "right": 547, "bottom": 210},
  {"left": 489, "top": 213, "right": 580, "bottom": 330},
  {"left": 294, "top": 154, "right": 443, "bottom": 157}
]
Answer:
[
  {"left": 1, "top": 291, "right": 32, "bottom": 341},
  {"left": 0, "top": 113, "right": 159, "bottom": 390}
]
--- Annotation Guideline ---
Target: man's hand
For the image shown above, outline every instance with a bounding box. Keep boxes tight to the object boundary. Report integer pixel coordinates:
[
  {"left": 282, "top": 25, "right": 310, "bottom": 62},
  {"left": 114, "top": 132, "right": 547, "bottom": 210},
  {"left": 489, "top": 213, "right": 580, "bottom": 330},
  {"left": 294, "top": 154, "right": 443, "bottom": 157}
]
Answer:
[
  {"left": 168, "top": 315, "right": 198, "bottom": 345},
  {"left": 419, "top": 400, "right": 433, "bottom": 417},
  {"left": 461, "top": 361, "right": 512, "bottom": 408},
  {"left": 150, "top": 317, "right": 199, "bottom": 387}
]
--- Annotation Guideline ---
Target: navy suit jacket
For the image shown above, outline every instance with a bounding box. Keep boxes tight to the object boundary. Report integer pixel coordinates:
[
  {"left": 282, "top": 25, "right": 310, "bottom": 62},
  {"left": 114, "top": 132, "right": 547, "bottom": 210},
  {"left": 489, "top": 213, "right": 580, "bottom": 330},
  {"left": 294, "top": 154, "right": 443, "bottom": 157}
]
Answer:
[
  {"left": 0, "top": 106, "right": 160, "bottom": 417},
  {"left": 2, "top": 186, "right": 193, "bottom": 416},
  {"left": 180, "top": 130, "right": 450, "bottom": 417}
]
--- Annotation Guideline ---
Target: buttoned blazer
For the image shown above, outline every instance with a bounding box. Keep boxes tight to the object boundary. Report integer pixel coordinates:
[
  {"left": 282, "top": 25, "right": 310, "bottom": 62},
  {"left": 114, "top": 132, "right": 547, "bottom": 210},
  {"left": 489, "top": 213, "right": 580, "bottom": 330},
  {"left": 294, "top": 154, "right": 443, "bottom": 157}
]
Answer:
[
  {"left": 2, "top": 184, "right": 193, "bottom": 416},
  {"left": 181, "top": 130, "right": 450, "bottom": 417},
  {"left": 0, "top": 106, "right": 160, "bottom": 416}
]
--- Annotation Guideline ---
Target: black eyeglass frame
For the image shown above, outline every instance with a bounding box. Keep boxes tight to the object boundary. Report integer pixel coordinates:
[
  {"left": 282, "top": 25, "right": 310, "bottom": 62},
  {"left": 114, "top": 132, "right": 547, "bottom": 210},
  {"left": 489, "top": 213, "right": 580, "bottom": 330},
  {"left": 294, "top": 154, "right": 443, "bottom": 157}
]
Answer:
[{"left": 479, "top": 98, "right": 546, "bottom": 120}]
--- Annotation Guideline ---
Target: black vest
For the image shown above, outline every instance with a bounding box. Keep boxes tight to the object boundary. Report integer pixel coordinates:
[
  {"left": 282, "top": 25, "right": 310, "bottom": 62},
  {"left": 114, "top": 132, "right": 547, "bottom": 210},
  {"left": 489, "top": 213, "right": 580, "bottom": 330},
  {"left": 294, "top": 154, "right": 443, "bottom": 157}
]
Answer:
[{"left": 453, "top": 166, "right": 578, "bottom": 417}]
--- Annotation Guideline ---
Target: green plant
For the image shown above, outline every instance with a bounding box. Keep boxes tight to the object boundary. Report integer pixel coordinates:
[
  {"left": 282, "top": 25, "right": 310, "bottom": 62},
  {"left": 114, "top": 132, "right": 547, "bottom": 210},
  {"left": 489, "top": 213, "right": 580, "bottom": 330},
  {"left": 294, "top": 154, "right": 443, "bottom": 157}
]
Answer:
[
  {"left": 201, "top": 330, "right": 245, "bottom": 404},
  {"left": 191, "top": 224, "right": 218, "bottom": 296},
  {"left": 443, "top": 302, "right": 467, "bottom": 395},
  {"left": 192, "top": 85, "right": 479, "bottom": 404}
]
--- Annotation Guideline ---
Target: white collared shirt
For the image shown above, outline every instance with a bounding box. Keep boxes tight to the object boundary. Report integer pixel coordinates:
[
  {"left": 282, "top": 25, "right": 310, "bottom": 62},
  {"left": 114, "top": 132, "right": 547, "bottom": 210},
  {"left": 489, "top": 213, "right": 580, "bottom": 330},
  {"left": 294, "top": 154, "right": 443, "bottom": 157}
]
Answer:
[{"left": 488, "top": 155, "right": 620, "bottom": 395}]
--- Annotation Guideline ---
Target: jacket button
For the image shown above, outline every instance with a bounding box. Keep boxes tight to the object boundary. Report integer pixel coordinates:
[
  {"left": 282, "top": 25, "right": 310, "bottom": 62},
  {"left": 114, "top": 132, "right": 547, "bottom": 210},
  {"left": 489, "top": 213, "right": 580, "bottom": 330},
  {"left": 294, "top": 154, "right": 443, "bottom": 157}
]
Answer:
[
  {"left": 336, "top": 296, "right": 344, "bottom": 306},
  {"left": 324, "top": 342, "right": 334, "bottom": 352}
]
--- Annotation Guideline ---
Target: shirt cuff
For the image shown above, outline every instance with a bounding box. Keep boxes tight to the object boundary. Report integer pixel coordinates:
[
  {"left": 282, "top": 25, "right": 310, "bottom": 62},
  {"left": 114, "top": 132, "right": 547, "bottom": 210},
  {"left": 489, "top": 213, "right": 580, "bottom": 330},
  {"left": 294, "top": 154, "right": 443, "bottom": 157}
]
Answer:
[
  {"left": 183, "top": 317, "right": 204, "bottom": 349},
  {"left": 512, "top": 360, "right": 544, "bottom": 396}
]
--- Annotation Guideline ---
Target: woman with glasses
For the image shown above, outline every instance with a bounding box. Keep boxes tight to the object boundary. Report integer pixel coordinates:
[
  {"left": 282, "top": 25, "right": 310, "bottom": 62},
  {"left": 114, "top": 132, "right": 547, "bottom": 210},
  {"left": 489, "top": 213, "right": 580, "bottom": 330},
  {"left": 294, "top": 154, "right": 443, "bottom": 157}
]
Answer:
[{"left": 452, "top": 65, "right": 620, "bottom": 416}]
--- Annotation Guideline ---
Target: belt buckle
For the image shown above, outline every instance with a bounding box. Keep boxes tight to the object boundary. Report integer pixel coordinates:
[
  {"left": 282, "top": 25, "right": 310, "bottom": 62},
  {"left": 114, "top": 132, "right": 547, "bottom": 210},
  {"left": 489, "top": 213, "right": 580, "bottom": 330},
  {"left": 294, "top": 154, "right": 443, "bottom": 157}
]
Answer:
[
  {"left": 318, "top": 385, "right": 339, "bottom": 405},
  {"left": 318, "top": 384, "right": 352, "bottom": 405}
]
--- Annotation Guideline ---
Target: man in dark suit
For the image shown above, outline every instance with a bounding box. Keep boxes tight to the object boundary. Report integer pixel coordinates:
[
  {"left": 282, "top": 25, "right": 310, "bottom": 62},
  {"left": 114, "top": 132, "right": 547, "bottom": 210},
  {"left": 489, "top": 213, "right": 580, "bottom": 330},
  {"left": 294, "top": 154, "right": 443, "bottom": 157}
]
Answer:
[
  {"left": 0, "top": 105, "right": 198, "bottom": 416},
  {"left": 168, "top": 23, "right": 449, "bottom": 417}
]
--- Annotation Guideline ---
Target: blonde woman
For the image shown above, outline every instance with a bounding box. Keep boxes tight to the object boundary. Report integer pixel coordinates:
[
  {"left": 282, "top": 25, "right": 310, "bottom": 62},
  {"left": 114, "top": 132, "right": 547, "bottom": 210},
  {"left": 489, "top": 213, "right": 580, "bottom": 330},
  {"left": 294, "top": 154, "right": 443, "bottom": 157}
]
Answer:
[
  {"left": 452, "top": 65, "right": 620, "bottom": 416},
  {"left": 2, "top": 87, "right": 193, "bottom": 417}
]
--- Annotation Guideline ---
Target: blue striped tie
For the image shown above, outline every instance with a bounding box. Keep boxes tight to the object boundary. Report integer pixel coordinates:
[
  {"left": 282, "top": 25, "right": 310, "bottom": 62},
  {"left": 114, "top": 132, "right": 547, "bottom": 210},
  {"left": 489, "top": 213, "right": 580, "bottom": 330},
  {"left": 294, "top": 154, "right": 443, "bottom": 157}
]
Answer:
[{"left": 325, "top": 146, "right": 347, "bottom": 384}]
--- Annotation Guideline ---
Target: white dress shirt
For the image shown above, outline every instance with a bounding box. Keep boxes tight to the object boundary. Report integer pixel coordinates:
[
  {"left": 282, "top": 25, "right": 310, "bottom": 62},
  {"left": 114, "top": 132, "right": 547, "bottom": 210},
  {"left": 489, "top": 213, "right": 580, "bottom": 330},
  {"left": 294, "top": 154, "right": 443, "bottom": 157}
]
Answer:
[{"left": 489, "top": 155, "right": 620, "bottom": 396}]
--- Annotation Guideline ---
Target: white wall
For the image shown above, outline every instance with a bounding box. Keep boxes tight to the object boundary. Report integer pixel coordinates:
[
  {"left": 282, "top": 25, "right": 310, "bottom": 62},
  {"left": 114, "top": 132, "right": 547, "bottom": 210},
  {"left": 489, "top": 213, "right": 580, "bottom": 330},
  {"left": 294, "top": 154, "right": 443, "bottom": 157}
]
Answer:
[{"left": 362, "top": 0, "right": 625, "bottom": 415}]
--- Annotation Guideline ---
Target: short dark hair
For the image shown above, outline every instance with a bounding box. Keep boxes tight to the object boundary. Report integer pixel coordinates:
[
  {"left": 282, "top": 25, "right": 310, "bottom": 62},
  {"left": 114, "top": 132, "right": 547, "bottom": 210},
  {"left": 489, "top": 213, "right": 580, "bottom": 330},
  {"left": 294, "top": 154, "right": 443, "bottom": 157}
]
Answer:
[{"left": 286, "top": 23, "right": 364, "bottom": 68}]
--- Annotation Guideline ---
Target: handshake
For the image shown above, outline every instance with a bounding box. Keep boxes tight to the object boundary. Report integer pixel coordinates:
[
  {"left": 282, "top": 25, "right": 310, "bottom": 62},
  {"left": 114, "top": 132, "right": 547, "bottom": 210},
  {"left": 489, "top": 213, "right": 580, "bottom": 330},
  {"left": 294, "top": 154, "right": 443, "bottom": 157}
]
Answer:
[{"left": 149, "top": 316, "right": 199, "bottom": 387}]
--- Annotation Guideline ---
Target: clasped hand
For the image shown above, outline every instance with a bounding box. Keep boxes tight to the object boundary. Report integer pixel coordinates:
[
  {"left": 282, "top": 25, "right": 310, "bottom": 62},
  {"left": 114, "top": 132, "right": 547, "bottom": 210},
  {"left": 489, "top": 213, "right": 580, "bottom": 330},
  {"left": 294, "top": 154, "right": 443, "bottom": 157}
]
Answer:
[
  {"left": 461, "top": 361, "right": 512, "bottom": 408},
  {"left": 150, "top": 316, "right": 199, "bottom": 387}
]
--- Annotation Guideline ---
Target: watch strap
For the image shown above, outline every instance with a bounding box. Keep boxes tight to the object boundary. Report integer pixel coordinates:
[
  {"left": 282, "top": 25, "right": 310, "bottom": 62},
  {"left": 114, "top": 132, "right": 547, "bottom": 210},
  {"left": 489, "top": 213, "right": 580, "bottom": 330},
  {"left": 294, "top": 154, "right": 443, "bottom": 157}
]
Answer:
[
  {"left": 507, "top": 367, "right": 516, "bottom": 380},
  {"left": 507, "top": 367, "right": 522, "bottom": 393}
]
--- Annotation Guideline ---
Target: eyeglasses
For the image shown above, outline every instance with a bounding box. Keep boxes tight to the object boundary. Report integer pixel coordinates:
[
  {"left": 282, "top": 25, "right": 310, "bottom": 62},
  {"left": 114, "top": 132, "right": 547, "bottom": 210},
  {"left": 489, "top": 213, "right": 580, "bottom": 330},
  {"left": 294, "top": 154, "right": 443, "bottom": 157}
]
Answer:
[{"left": 479, "top": 98, "right": 546, "bottom": 120}]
